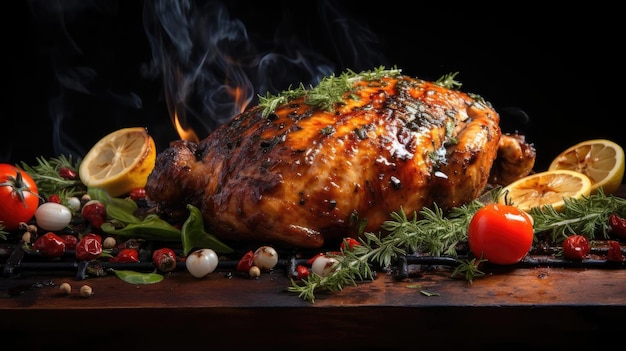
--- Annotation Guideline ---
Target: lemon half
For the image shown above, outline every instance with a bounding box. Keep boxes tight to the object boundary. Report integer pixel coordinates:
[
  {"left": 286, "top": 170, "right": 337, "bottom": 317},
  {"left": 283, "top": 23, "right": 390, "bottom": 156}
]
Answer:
[
  {"left": 549, "top": 139, "right": 625, "bottom": 195},
  {"left": 498, "top": 169, "right": 592, "bottom": 212},
  {"left": 79, "top": 127, "right": 157, "bottom": 197}
]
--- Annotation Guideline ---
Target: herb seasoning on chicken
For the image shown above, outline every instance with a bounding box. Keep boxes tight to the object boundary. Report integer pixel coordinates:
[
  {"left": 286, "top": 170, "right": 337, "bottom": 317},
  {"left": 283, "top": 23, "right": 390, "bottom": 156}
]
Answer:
[{"left": 145, "top": 67, "right": 534, "bottom": 248}]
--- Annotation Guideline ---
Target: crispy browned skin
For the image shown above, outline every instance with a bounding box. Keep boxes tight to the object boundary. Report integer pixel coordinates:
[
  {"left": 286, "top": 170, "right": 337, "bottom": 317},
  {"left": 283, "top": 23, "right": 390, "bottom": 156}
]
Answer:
[
  {"left": 488, "top": 133, "right": 536, "bottom": 186},
  {"left": 146, "top": 75, "right": 503, "bottom": 248}
]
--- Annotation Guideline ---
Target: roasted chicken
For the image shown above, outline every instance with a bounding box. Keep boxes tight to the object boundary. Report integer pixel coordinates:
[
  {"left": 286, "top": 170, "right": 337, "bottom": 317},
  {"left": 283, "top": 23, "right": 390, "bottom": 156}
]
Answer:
[{"left": 145, "top": 69, "right": 535, "bottom": 248}]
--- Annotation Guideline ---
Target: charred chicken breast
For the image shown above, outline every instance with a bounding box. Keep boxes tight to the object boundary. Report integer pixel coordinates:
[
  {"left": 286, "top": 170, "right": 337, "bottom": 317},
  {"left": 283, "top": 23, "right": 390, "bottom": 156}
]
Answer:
[{"left": 145, "top": 68, "right": 533, "bottom": 248}]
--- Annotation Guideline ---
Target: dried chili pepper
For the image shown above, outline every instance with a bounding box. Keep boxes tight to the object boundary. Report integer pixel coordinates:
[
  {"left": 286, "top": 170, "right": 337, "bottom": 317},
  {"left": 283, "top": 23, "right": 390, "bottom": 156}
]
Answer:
[
  {"left": 152, "top": 247, "right": 177, "bottom": 272},
  {"left": 75, "top": 233, "right": 103, "bottom": 261},
  {"left": 32, "top": 232, "right": 66, "bottom": 258},
  {"left": 109, "top": 248, "right": 139, "bottom": 263},
  {"left": 607, "top": 240, "right": 624, "bottom": 263},
  {"left": 236, "top": 250, "right": 255, "bottom": 273},
  {"left": 562, "top": 235, "right": 590, "bottom": 261},
  {"left": 608, "top": 213, "right": 626, "bottom": 239}
]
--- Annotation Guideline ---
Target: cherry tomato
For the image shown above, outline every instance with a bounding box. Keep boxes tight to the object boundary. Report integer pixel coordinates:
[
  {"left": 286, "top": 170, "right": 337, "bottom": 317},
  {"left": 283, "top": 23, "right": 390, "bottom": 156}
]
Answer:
[
  {"left": 32, "top": 232, "right": 66, "bottom": 258},
  {"left": 0, "top": 164, "right": 40, "bottom": 231},
  {"left": 468, "top": 203, "right": 534, "bottom": 265},
  {"left": 562, "top": 235, "right": 590, "bottom": 260}
]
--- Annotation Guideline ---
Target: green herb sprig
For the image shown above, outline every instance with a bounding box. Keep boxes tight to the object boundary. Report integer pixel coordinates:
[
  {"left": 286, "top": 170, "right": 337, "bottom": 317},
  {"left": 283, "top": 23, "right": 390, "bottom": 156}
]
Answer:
[
  {"left": 289, "top": 198, "right": 485, "bottom": 303},
  {"left": 18, "top": 155, "right": 85, "bottom": 199},
  {"left": 258, "top": 65, "right": 402, "bottom": 117},
  {"left": 530, "top": 188, "right": 626, "bottom": 242}
]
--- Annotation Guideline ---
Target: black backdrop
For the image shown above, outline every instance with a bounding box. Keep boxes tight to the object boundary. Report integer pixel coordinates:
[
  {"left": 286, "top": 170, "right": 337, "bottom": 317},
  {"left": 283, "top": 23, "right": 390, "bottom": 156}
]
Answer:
[{"left": 5, "top": 1, "right": 624, "bottom": 175}]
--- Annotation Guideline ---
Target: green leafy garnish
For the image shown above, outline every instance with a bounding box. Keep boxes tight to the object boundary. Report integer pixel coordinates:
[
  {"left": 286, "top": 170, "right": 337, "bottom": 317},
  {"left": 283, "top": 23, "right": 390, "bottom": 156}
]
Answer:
[
  {"left": 181, "top": 204, "right": 234, "bottom": 256},
  {"left": 530, "top": 188, "right": 626, "bottom": 242},
  {"left": 18, "top": 155, "right": 85, "bottom": 198},
  {"left": 101, "top": 214, "right": 182, "bottom": 241},
  {"left": 258, "top": 65, "right": 402, "bottom": 117},
  {"left": 114, "top": 270, "right": 164, "bottom": 284}
]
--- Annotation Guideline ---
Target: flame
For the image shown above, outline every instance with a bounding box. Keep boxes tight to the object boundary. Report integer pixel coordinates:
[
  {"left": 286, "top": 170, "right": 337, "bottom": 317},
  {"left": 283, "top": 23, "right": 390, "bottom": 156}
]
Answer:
[
  {"left": 173, "top": 109, "right": 199, "bottom": 143},
  {"left": 229, "top": 85, "right": 250, "bottom": 115}
]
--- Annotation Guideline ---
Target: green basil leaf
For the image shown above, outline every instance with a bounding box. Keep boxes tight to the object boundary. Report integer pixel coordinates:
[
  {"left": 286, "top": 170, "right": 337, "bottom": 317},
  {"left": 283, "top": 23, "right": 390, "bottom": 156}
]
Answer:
[
  {"left": 182, "top": 204, "right": 234, "bottom": 256},
  {"left": 101, "top": 214, "right": 182, "bottom": 241},
  {"left": 114, "top": 270, "right": 164, "bottom": 284}
]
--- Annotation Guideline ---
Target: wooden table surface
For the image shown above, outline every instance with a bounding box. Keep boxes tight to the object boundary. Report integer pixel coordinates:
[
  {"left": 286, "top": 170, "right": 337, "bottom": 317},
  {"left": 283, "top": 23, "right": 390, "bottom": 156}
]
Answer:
[
  {"left": 2, "top": 262, "right": 625, "bottom": 350},
  {"left": 3, "top": 190, "right": 626, "bottom": 350}
]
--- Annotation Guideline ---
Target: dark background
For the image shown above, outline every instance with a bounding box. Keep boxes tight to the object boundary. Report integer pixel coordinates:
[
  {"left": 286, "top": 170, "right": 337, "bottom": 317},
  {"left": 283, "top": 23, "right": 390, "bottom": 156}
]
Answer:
[{"left": 4, "top": 0, "right": 623, "bottom": 174}]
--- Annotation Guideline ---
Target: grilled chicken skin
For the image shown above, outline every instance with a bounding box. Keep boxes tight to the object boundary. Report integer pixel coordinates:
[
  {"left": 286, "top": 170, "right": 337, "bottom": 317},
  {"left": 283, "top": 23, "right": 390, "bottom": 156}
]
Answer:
[{"left": 146, "top": 72, "right": 513, "bottom": 248}]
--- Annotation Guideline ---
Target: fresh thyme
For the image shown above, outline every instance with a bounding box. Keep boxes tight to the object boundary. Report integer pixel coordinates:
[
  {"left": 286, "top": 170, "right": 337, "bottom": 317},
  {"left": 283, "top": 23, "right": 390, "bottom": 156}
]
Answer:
[
  {"left": 18, "top": 155, "right": 85, "bottom": 199},
  {"left": 258, "top": 65, "right": 402, "bottom": 117}
]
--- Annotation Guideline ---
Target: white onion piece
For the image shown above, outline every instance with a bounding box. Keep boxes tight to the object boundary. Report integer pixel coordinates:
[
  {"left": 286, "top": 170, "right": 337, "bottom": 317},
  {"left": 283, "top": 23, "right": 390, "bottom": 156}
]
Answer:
[
  {"left": 186, "top": 248, "right": 219, "bottom": 278},
  {"left": 35, "top": 202, "right": 72, "bottom": 231},
  {"left": 311, "top": 255, "right": 339, "bottom": 277},
  {"left": 253, "top": 246, "right": 278, "bottom": 271},
  {"left": 66, "top": 197, "right": 81, "bottom": 212}
]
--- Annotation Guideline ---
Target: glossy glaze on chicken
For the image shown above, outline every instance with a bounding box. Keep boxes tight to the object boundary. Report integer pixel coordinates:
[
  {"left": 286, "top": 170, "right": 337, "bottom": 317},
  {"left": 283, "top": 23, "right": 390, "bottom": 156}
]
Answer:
[{"left": 145, "top": 69, "right": 534, "bottom": 248}]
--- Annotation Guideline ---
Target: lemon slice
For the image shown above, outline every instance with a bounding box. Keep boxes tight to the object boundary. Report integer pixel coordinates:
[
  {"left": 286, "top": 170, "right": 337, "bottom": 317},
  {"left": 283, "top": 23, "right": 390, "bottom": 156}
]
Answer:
[
  {"left": 548, "top": 139, "right": 625, "bottom": 195},
  {"left": 79, "top": 127, "right": 157, "bottom": 197},
  {"left": 498, "top": 169, "right": 592, "bottom": 212}
]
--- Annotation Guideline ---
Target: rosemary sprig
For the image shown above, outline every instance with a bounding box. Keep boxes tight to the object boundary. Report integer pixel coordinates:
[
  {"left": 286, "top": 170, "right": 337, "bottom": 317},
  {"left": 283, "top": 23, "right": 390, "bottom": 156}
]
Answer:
[
  {"left": 18, "top": 155, "right": 86, "bottom": 199},
  {"left": 258, "top": 65, "right": 402, "bottom": 117},
  {"left": 530, "top": 188, "right": 626, "bottom": 242},
  {"left": 289, "top": 198, "right": 486, "bottom": 303},
  {"left": 435, "top": 71, "right": 462, "bottom": 90},
  {"left": 451, "top": 257, "right": 487, "bottom": 283},
  {"left": 288, "top": 246, "right": 374, "bottom": 303}
]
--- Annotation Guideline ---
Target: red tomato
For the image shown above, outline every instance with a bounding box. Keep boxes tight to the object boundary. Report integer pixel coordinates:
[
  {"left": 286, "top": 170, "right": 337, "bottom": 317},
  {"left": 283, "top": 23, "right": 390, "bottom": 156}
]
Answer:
[
  {"left": 468, "top": 203, "right": 534, "bottom": 265},
  {"left": 0, "top": 164, "right": 40, "bottom": 231}
]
